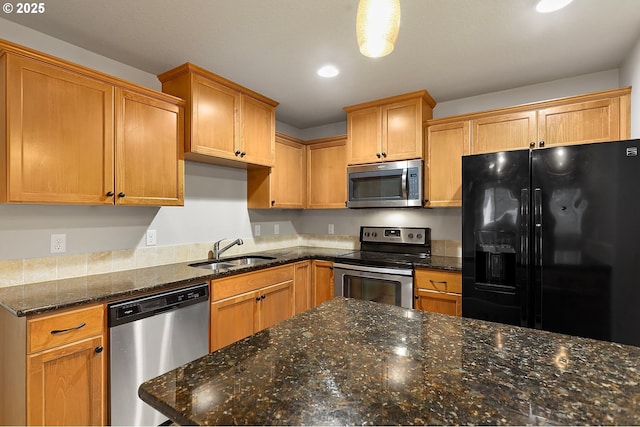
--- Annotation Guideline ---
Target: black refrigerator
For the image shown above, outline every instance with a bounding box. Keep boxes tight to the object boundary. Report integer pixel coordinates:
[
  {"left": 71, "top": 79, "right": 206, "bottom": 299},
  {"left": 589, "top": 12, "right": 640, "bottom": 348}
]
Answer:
[{"left": 462, "top": 139, "right": 640, "bottom": 347}]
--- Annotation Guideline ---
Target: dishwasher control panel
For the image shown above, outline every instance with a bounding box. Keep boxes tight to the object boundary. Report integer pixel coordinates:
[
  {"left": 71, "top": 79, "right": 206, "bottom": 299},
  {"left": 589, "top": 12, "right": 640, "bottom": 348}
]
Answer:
[{"left": 108, "top": 283, "right": 209, "bottom": 327}]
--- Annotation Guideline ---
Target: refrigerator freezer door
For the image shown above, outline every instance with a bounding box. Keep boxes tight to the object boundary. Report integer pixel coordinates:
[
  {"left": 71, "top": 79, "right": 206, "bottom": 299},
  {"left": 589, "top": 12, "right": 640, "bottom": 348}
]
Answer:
[
  {"left": 532, "top": 140, "right": 640, "bottom": 346},
  {"left": 462, "top": 150, "right": 531, "bottom": 327}
]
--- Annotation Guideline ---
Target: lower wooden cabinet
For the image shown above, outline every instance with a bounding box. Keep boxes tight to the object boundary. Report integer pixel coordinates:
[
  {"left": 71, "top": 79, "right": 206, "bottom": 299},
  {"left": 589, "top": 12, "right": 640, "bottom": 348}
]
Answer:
[
  {"left": 210, "top": 264, "right": 294, "bottom": 351},
  {"left": 293, "top": 261, "right": 312, "bottom": 315},
  {"left": 414, "top": 269, "right": 462, "bottom": 317},
  {"left": 0, "top": 304, "right": 107, "bottom": 426},
  {"left": 311, "top": 260, "right": 334, "bottom": 307}
]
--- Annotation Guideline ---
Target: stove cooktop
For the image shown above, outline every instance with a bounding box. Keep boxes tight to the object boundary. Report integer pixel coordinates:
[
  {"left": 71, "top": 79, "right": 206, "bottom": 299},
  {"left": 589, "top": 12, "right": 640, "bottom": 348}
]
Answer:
[{"left": 335, "top": 250, "right": 430, "bottom": 269}]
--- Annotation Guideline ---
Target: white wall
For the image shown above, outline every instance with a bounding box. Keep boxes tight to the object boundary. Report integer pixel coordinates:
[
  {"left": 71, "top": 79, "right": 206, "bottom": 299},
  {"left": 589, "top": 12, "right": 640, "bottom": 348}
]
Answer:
[{"left": 621, "top": 33, "right": 640, "bottom": 138}]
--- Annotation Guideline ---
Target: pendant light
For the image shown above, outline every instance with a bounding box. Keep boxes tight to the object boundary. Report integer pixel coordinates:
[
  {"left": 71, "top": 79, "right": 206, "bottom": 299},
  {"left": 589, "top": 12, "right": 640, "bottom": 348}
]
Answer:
[{"left": 356, "top": 0, "right": 401, "bottom": 58}]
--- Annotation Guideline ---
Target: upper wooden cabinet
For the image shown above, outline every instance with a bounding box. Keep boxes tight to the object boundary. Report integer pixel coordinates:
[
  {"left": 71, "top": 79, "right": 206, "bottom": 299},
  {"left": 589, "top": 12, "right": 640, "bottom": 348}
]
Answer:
[
  {"left": 344, "top": 91, "right": 436, "bottom": 165},
  {"left": 247, "top": 133, "right": 306, "bottom": 209},
  {"left": 158, "top": 62, "right": 278, "bottom": 168},
  {"left": 0, "top": 40, "right": 185, "bottom": 206},
  {"left": 307, "top": 136, "right": 347, "bottom": 209},
  {"left": 470, "top": 88, "right": 631, "bottom": 154},
  {"left": 424, "top": 121, "right": 470, "bottom": 208}
]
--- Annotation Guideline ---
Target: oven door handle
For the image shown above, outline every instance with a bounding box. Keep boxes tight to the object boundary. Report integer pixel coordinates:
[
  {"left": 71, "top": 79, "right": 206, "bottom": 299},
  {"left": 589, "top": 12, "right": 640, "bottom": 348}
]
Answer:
[{"left": 333, "top": 263, "right": 413, "bottom": 277}]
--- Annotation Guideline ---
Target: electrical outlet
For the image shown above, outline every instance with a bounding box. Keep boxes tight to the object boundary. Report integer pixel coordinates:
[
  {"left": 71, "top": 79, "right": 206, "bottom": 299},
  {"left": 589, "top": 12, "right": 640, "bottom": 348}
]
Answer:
[
  {"left": 146, "top": 229, "right": 157, "bottom": 246},
  {"left": 328, "top": 224, "right": 335, "bottom": 235},
  {"left": 274, "top": 224, "right": 280, "bottom": 235},
  {"left": 50, "top": 234, "right": 66, "bottom": 253},
  {"left": 255, "top": 225, "right": 261, "bottom": 237}
]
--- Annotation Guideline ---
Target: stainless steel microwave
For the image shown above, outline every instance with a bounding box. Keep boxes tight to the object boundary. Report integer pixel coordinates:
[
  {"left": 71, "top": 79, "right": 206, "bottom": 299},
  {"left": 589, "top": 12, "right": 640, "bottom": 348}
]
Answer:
[{"left": 347, "top": 159, "right": 423, "bottom": 208}]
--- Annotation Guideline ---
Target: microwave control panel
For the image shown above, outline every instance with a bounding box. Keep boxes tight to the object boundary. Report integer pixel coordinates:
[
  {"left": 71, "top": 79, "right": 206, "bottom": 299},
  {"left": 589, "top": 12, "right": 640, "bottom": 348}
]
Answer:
[{"left": 408, "top": 167, "right": 420, "bottom": 200}]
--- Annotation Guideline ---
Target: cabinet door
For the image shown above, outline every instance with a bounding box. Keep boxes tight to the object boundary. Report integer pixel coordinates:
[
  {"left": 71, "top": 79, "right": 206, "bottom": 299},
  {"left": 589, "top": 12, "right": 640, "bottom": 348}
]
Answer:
[
  {"left": 307, "top": 138, "right": 347, "bottom": 209},
  {"left": 115, "top": 88, "right": 184, "bottom": 206},
  {"left": 414, "top": 289, "right": 462, "bottom": 316},
  {"left": 5, "top": 54, "right": 114, "bottom": 204},
  {"left": 537, "top": 98, "right": 621, "bottom": 147},
  {"left": 347, "top": 107, "right": 381, "bottom": 164},
  {"left": 241, "top": 95, "right": 275, "bottom": 166},
  {"left": 258, "top": 281, "right": 294, "bottom": 331},
  {"left": 294, "top": 261, "right": 312, "bottom": 315},
  {"left": 272, "top": 136, "right": 305, "bottom": 208},
  {"left": 311, "top": 260, "right": 334, "bottom": 307},
  {"left": 425, "top": 121, "right": 470, "bottom": 207},
  {"left": 210, "top": 292, "right": 257, "bottom": 351},
  {"left": 27, "top": 336, "right": 106, "bottom": 426},
  {"left": 191, "top": 74, "right": 240, "bottom": 159},
  {"left": 382, "top": 98, "right": 423, "bottom": 161},
  {"left": 471, "top": 111, "right": 536, "bottom": 154}
]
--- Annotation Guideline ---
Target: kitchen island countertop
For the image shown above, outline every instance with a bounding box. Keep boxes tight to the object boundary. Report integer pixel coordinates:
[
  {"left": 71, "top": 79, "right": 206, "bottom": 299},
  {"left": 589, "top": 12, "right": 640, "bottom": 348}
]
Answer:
[{"left": 139, "top": 297, "right": 640, "bottom": 426}]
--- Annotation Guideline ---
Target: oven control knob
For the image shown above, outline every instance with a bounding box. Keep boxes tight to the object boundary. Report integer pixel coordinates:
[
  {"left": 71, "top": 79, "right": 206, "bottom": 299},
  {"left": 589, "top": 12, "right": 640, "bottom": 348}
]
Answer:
[
  {"left": 372, "top": 232, "right": 377, "bottom": 237},
  {"left": 408, "top": 233, "right": 414, "bottom": 239},
  {"left": 364, "top": 232, "right": 369, "bottom": 237},
  {"left": 417, "top": 234, "right": 422, "bottom": 239}
]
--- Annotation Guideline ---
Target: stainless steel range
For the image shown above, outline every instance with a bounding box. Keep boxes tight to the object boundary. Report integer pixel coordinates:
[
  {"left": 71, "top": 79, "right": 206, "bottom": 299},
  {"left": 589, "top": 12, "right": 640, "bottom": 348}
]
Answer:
[{"left": 334, "top": 226, "right": 431, "bottom": 309}]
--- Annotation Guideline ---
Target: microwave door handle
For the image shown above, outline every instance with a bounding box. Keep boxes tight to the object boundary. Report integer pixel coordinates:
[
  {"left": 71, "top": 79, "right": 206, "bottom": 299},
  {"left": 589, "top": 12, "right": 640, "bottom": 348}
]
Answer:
[{"left": 402, "top": 167, "right": 408, "bottom": 200}]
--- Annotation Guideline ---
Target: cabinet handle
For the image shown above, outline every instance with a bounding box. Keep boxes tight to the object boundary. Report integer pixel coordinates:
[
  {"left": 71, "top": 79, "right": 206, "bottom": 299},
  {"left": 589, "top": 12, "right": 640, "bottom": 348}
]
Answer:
[
  {"left": 381, "top": 152, "right": 387, "bottom": 158},
  {"left": 50, "top": 322, "right": 86, "bottom": 335},
  {"left": 241, "top": 151, "right": 247, "bottom": 157},
  {"left": 376, "top": 152, "right": 381, "bottom": 158},
  {"left": 235, "top": 150, "right": 242, "bottom": 156},
  {"left": 414, "top": 295, "right": 419, "bottom": 300},
  {"left": 118, "top": 192, "right": 125, "bottom": 198},
  {"left": 256, "top": 296, "right": 261, "bottom": 302},
  {"left": 539, "top": 140, "right": 545, "bottom": 147},
  {"left": 95, "top": 346, "right": 104, "bottom": 354},
  {"left": 271, "top": 200, "right": 276, "bottom": 206},
  {"left": 261, "top": 295, "right": 266, "bottom": 300},
  {"left": 106, "top": 191, "right": 114, "bottom": 197},
  {"left": 529, "top": 141, "right": 535, "bottom": 148},
  {"left": 429, "top": 280, "right": 448, "bottom": 290}
]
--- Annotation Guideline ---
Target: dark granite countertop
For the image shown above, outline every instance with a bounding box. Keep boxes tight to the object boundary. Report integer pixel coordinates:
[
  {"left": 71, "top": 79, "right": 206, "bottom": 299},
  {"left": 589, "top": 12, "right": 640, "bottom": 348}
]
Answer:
[
  {"left": 139, "top": 297, "right": 640, "bottom": 426},
  {"left": 0, "top": 246, "right": 462, "bottom": 317}
]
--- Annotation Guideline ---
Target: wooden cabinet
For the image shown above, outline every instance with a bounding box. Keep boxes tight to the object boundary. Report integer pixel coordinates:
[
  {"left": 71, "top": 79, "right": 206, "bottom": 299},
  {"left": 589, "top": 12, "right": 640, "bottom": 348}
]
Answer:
[
  {"left": 344, "top": 91, "right": 435, "bottom": 165},
  {"left": 424, "top": 121, "right": 470, "bottom": 207},
  {"left": 414, "top": 269, "right": 462, "bottom": 317},
  {"left": 210, "top": 264, "right": 294, "bottom": 351},
  {"left": 306, "top": 136, "right": 347, "bottom": 209},
  {"left": 293, "top": 261, "right": 312, "bottom": 315},
  {"left": 470, "top": 88, "right": 631, "bottom": 154},
  {"left": 311, "top": 260, "right": 334, "bottom": 307},
  {"left": 247, "top": 133, "right": 306, "bottom": 208},
  {"left": 0, "top": 304, "right": 106, "bottom": 426},
  {"left": 0, "top": 40, "right": 184, "bottom": 206},
  {"left": 158, "top": 62, "right": 278, "bottom": 168}
]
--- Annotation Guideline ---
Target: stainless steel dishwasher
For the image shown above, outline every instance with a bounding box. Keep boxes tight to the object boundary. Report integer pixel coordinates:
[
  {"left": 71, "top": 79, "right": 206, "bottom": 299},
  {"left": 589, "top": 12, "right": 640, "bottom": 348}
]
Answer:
[{"left": 108, "top": 283, "right": 209, "bottom": 426}]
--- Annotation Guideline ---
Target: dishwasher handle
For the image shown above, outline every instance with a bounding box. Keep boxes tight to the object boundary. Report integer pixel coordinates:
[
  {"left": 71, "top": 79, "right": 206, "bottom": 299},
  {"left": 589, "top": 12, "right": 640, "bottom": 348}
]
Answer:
[{"left": 108, "top": 283, "right": 209, "bottom": 327}]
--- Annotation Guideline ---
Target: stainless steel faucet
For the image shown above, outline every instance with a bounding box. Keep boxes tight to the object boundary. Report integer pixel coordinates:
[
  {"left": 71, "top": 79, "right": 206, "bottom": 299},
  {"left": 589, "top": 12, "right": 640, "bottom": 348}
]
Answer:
[{"left": 212, "top": 238, "right": 243, "bottom": 260}]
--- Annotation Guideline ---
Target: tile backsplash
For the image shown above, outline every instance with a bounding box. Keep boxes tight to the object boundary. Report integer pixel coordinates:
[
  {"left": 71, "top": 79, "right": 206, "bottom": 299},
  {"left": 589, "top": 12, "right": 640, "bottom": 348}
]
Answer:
[{"left": 0, "top": 234, "right": 461, "bottom": 288}]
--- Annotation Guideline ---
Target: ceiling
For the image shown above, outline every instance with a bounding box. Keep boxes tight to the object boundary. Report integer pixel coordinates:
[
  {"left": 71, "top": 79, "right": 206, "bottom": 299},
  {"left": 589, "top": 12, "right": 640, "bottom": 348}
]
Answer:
[{"left": 4, "top": 0, "right": 640, "bottom": 129}]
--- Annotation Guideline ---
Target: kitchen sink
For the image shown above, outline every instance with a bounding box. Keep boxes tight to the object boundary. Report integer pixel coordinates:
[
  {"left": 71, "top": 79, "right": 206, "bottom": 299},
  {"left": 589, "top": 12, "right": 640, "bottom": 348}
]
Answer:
[{"left": 189, "top": 255, "right": 277, "bottom": 270}]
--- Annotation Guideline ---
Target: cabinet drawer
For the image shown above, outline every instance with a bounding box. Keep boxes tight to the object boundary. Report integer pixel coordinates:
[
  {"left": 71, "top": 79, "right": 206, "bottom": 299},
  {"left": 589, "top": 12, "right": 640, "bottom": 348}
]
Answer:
[
  {"left": 414, "top": 269, "right": 462, "bottom": 294},
  {"left": 28, "top": 304, "right": 104, "bottom": 353},
  {"left": 212, "top": 265, "right": 294, "bottom": 301}
]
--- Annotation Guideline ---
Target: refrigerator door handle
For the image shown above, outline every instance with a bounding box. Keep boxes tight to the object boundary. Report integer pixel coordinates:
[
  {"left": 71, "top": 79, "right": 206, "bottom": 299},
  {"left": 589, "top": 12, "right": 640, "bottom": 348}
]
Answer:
[
  {"left": 533, "top": 187, "right": 543, "bottom": 329},
  {"left": 520, "top": 188, "right": 529, "bottom": 265}
]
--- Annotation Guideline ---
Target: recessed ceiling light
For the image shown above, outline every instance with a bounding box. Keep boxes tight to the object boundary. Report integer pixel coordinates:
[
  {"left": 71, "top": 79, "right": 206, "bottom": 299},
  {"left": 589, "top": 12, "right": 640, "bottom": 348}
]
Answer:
[
  {"left": 536, "top": 0, "right": 574, "bottom": 13},
  {"left": 317, "top": 65, "right": 339, "bottom": 78}
]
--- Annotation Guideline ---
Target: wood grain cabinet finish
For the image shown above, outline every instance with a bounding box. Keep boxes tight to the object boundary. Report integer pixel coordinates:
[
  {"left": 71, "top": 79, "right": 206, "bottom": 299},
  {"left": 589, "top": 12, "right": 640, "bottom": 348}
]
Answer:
[
  {"left": 424, "top": 121, "right": 470, "bottom": 207},
  {"left": 293, "top": 261, "right": 312, "bottom": 315},
  {"left": 158, "top": 62, "right": 278, "bottom": 168},
  {"left": 247, "top": 133, "right": 306, "bottom": 209},
  {"left": 414, "top": 269, "right": 462, "bottom": 317},
  {"left": 210, "top": 265, "right": 294, "bottom": 351},
  {"left": 344, "top": 91, "right": 435, "bottom": 165},
  {"left": 311, "top": 260, "right": 334, "bottom": 307},
  {"left": 0, "top": 40, "right": 185, "bottom": 206},
  {"left": 306, "top": 136, "right": 347, "bottom": 209},
  {"left": 0, "top": 304, "right": 107, "bottom": 426}
]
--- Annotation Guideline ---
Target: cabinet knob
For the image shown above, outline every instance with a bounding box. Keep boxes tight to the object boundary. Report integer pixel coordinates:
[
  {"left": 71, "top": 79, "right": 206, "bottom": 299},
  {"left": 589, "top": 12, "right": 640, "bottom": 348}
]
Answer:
[
  {"left": 261, "top": 295, "right": 266, "bottom": 300},
  {"left": 271, "top": 200, "right": 276, "bottom": 206},
  {"left": 95, "top": 346, "right": 104, "bottom": 354},
  {"left": 241, "top": 151, "right": 247, "bottom": 157},
  {"left": 256, "top": 297, "right": 261, "bottom": 302},
  {"left": 376, "top": 152, "right": 381, "bottom": 158},
  {"left": 381, "top": 152, "right": 387, "bottom": 158},
  {"left": 414, "top": 295, "right": 419, "bottom": 300},
  {"left": 539, "top": 140, "right": 545, "bottom": 147},
  {"left": 118, "top": 192, "right": 125, "bottom": 198},
  {"left": 106, "top": 191, "right": 114, "bottom": 197},
  {"left": 529, "top": 141, "right": 535, "bottom": 148},
  {"left": 235, "top": 150, "right": 242, "bottom": 156}
]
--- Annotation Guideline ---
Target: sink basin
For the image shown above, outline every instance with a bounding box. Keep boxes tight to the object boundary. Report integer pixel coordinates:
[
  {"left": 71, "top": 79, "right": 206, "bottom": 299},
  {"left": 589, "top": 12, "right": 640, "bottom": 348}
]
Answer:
[{"left": 189, "top": 255, "right": 277, "bottom": 270}]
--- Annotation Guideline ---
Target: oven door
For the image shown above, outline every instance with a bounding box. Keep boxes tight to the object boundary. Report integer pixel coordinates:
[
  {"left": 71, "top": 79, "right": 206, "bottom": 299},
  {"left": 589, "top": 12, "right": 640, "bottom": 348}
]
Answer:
[{"left": 333, "top": 263, "right": 414, "bottom": 309}]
